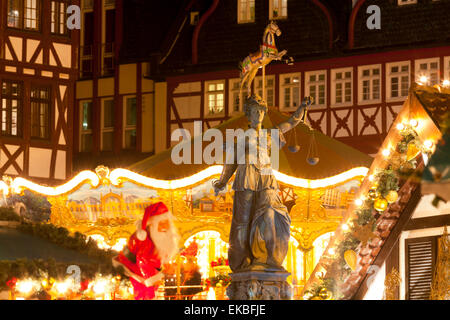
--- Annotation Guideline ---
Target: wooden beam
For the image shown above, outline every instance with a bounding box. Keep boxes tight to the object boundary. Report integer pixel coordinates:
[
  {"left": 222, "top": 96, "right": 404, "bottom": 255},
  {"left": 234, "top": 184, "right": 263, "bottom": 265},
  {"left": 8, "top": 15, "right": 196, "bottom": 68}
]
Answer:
[{"left": 405, "top": 214, "right": 450, "bottom": 231}]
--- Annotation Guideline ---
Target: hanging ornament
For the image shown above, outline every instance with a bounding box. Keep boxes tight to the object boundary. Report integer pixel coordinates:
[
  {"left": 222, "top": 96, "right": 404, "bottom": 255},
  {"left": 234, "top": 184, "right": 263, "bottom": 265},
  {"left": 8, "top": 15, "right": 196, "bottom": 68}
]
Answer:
[
  {"left": 306, "top": 128, "right": 319, "bottom": 165},
  {"left": 406, "top": 143, "right": 421, "bottom": 161},
  {"left": 368, "top": 188, "right": 380, "bottom": 200},
  {"left": 385, "top": 190, "right": 399, "bottom": 203},
  {"left": 374, "top": 198, "right": 388, "bottom": 212},
  {"left": 344, "top": 250, "right": 357, "bottom": 271},
  {"left": 318, "top": 287, "right": 332, "bottom": 300}
]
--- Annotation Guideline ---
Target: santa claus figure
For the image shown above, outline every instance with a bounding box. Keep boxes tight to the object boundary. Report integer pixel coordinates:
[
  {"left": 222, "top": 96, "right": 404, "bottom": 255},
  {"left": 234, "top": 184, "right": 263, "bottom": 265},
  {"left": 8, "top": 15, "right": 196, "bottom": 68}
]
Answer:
[{"left": 113, "top": 202, "right": 180, "bottom": 300}]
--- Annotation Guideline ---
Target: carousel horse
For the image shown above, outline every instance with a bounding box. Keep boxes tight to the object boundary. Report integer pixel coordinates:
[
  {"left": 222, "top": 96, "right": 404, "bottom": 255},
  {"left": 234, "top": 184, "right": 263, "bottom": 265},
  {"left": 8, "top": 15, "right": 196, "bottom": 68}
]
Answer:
[{"left": 239, "top": 21, "right": 291, "bottom": 98}]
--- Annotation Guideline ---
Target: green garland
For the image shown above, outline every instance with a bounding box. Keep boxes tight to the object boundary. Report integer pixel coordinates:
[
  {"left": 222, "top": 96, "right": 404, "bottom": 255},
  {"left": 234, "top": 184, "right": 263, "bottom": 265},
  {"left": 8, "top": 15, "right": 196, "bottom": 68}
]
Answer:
[
  {"left": 0, "top": 258, "right": 122, "bottom": 291},
  {"left": 306, "top": 124, "right": 427, "bottom": 299}
]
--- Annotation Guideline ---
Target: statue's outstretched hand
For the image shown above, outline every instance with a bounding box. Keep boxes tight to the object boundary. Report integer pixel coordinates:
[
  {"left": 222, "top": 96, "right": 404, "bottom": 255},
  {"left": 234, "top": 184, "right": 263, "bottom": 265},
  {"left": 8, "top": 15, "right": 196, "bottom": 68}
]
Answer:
[
  {"left": 212, "top": 179, "right": 225, "bottom": 196},
  {"left": 302, "top": 96, "right": 314, "bottom": 107}
]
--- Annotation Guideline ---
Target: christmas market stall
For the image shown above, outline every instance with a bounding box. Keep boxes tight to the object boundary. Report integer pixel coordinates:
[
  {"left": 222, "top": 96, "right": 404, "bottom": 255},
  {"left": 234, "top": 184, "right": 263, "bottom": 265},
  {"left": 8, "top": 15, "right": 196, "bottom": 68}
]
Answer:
[{"left": 302, "top": 83, "right": 449, "bottom": 300}]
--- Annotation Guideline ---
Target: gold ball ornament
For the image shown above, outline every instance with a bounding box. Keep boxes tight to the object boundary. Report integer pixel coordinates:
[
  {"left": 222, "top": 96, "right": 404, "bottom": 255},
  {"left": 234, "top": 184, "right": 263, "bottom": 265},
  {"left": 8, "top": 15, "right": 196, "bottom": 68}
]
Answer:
[
  {"left": 368, "top": 188, "right": 380, "bottom": 200},
  {"left": 374, "top": 198, "right": 388, "bottom": 212},
  {"left": 318, "top": 288, "right": 332, "bottom": 300},
  {"left": 385, "top": 190, "right": 399, "bottom": 204}
]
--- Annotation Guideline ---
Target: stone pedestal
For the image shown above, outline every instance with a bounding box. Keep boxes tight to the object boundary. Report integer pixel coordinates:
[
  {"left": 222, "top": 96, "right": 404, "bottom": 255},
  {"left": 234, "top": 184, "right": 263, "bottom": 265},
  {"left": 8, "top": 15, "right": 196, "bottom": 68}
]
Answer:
[{"left": 226, "top": 271, "right": 292, "bottom": 300}]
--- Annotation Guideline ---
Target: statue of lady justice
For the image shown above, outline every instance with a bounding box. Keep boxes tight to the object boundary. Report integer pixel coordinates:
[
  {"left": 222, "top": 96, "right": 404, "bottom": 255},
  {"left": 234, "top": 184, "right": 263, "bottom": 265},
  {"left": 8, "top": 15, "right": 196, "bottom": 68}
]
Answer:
[{"left": 213, "top": 94, "right": 313, "bottom": 274}]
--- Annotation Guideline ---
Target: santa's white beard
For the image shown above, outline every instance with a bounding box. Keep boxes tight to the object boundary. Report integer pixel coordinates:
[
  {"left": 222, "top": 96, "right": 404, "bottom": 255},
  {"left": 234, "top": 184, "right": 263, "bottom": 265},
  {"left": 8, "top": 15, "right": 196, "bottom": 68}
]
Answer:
[{"left": 150, "top": 222, "right": 180, "bottom": 265}]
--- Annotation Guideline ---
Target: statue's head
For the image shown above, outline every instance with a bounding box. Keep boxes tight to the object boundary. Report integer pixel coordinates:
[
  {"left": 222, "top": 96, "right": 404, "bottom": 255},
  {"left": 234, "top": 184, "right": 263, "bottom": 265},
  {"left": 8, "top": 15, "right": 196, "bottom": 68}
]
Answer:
[
  {"left": 269, "top": 21, "right": 281, "bottom": 36},
  {"left": 244, "top": 94, "right": 268, "bottom": 128}
]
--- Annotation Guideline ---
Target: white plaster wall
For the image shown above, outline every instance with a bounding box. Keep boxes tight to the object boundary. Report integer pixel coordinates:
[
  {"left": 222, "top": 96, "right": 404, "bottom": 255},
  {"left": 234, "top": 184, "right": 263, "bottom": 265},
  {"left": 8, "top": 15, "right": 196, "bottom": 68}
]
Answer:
[
  {"left": 363, "top": 262, "right": 386, "bottom": 300},
  {"left": 28, "top": 148, "right": 52, "bottom": 178}
]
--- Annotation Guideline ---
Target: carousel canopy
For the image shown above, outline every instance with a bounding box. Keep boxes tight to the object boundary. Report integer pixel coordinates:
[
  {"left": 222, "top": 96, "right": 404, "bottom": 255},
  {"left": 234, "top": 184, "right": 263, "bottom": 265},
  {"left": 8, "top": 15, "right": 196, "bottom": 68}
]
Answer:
[{"left": 129, "top": 108, "right": 373, "bottom": 181}]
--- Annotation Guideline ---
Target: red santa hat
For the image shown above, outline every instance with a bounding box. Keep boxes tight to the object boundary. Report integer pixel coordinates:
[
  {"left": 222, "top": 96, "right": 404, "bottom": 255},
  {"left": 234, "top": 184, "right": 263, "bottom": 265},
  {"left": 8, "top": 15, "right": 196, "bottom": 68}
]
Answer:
[{"left": 136, "top": 202, "right": 169, "bottom": 241}]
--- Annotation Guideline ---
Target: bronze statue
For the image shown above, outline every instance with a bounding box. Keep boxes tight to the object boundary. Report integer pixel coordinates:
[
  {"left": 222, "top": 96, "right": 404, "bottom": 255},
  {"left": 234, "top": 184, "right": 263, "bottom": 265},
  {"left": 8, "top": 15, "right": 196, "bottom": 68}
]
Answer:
[{"left": 213, "top": 94, "right": 313, "bottom": 274}]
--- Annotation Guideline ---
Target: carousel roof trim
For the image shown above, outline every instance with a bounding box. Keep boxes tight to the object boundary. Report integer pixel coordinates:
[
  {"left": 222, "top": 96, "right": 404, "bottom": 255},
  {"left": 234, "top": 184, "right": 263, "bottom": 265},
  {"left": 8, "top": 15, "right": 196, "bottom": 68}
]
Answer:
[{"left": 5, "top": 165, "right": 369, "bottom": 197}]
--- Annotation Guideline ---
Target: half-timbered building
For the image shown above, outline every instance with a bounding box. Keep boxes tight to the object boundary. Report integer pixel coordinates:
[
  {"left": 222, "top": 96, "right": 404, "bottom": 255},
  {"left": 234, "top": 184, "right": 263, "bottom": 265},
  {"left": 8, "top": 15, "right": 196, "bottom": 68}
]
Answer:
[
  {"left": 0, "top": 0, "right": 79, "bottom": 183},
  {"left": 118, "top": 0, "right": 450, "bottom": 156}
]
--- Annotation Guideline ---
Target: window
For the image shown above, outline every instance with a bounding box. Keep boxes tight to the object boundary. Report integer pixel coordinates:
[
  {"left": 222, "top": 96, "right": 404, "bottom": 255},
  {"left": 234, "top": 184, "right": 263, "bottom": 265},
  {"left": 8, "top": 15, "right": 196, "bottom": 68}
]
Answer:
[
  {"left": 387, "top": 62, "right": 410, "bottom": 101},
  {"left": 7, "top": 0, "right": 40, "bottom": 30},
  {"left": 124, "top": 97, "right": 137, "bottom": 150},
  {"left": 238, "top": 0, "right": 255, "bottom": 23},
  {"left": 358, "top": 65, "right": 381, "bottom": 104},
  {"left": 81, "top": 11, "right": 94, "bottom": 78},
  {"left": 398, "top": 0, "right": 417, "bottom": 5},
  {"left": 444, "top": 56, "right": 450, "bottom": 84},
  {"left": 51, "top": 1, "right": 68, "bottom": 35},
  {"left": 331, "top": 68, "right": 352, "bottom": 106},
  {"left": 280, "top": 73, "right": 301, "bottom": 111},
  {"left": 270, "top": 0, "right": 287, "bottom": 20},
  {"left": 305, "top": 71, "right": 326, "bottom": 107},
  {"left": 102, "top": 9, "right": 116, "bottom": 76},
  {"left": 205, "top": 81, "right": 225, "bottom": 116},
  {"left": 1, "top": 80, "right": 22, "bottom": 137},
  {"left": 31, "top": 86, "right": 51, "bottom": 139},
  {"left": 255, "top": 75, "right": 275, "bottom": 107},
  {"left": 229, "top": 79, "right": 244, "bottom": 114},
  {"left": 405, "top": 237, "right": 437, "bottom": 300},
  {"left": 415, "top": 58, "right": 440, "bottom": 86},
  {"left": 83, "top": 0, "right": 93, "bottom": 9},
  {"left": 101, "top": 99, "right": 115, "bottom": 151},
  {"left": 80, "top": 101, "right": 93, "bottom": 152}
]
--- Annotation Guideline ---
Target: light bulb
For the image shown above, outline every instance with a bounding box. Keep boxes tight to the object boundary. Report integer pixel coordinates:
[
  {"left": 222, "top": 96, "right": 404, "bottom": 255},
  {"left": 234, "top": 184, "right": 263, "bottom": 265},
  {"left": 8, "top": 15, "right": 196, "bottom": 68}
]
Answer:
[
  {"left": 419, "top": 76, "right": 428, "bottom": 84},
  {"left": 342, "top": 224, "right": 349, "bottom": 231},
  {"left": 409, "top": 119, "right": 418, "bottom": 128},
  {"left": 443, "top": 79, "right": 450, "bottom": 87},
  {"left": 396, "top": 123, "right": 405, "bottom": 131},
  {"left": 423, "top": 140, "right": 433, "bottom": 149},
  {"left": 382, "top": 148, "right": 391, "bottom": 157},
  {"left": 355, "top": 198, "right": 363, "bottom": 206}
]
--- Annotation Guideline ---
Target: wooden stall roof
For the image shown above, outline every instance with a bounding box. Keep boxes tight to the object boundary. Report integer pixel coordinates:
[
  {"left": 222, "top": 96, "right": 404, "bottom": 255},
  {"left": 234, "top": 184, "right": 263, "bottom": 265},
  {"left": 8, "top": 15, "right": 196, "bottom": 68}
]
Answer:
[{"left": 129, "top": 108, "right": 373, "bottom": 180}]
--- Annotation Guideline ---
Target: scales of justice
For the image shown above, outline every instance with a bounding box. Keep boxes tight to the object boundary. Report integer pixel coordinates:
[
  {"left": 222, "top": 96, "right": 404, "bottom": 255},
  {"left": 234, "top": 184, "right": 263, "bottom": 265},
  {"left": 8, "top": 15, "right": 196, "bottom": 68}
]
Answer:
[{"left": 212, "top": 21, "right": 317, "bottom": 300}]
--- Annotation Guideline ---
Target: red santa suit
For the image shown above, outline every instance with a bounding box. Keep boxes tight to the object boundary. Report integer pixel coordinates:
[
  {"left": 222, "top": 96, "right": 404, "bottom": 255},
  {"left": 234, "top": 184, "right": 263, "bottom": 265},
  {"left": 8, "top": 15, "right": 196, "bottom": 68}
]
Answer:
[{"left": 113, "top": 202, "right": 169, "bottom": 300}]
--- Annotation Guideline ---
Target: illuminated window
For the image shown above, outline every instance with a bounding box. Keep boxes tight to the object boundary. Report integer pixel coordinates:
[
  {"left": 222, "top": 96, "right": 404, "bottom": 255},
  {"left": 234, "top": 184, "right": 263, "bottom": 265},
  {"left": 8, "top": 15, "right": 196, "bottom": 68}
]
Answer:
[
  {"left": 237, "top": 0, "right": 255, "bottom": 23},
  {"left": 7, "top": 0, "right": 40, "bottom": 30},
  {"left": 205, "top": 81, "right": 225, "bottom": 116},
  {"left": 415, "top": 58, "right": 439, "bottom": 86},
  {"left": 358, "top": 65, "right": 381, "bottom": 104},
  {"left": 443, "top": 56, "right": 450, "bottom": 83},
  {"left": 1, "top": 80, "right": 23, "bottom": 137},
  {"left": 305, "top": 71, "right": 326, "bottom": 107},
  {"left": 255, "top": 75, "right": 275, "bottom": 107},
  {"left": 101, "top": 99, "right": 115, "bottom": 151},
  {"left": 123, "top": 97, "right": 137, "bottom": 150},
  {"left": 228, "top": 79, "right": 245, "bottom": 114},
  {"left": 51, "top": 1, "right": 68, "bottom": 35},
  {"left": 270, "top": 0, "right": 287, "bottom": 20},
  {"left": 331, "top": 68, "right": 352, "bottom": 106},
  {"left": 280, "top": 73, "right": 301, "bottom": 111},
  {"left": 30, "top": 86, "right": 51, "bottom": 139},
  {"left": 80, "top": 101, "right": 93, "bottom": 152},
  {"left": 386, "top": 61, "right": 410, "bottom": 101},
  {"left": 398, "top": 0, "right": 417, "bottom": 5}
]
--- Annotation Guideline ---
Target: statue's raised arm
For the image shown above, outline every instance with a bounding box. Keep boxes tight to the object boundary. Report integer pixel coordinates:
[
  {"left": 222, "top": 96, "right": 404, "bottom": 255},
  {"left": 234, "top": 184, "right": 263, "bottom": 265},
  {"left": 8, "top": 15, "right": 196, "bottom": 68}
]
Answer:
[{"left": 276, "top": 96, "right": 313, "bottom": 133}]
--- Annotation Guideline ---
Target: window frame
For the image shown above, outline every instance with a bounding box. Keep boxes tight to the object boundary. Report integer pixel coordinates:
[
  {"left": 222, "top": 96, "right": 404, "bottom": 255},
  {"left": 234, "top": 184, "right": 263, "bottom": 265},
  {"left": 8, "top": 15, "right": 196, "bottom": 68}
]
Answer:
[
  {"left": 269, "top": 0, "right": 288, "bottom": 20},
  {"left": 254, "top": 74, "right": 275, "bottom": 107},
  {"left": 51, "top": 0, "right": 69, "bottom": 36},
  {"left": 7, "top": 0, "right": 41, "bottom": 31},
  {"left": 228, "top": 78, "right": 243, "bottom": 115},
  {"left": 415, "top": 57, "right": 440, "bottom": 86},
  {"left": 279, "top": 72, "right": 301, "bottom": 112},
  {"left": 101, "top": 98, "right": 115, "bottom": 151},
  {"left": 1, "top": 80, "right": 23, "bottom": 138},
  {"left": 123, "top": 95, "right": 137, "bottom": 150},
  {"left": 386, "top": 61, "right": 410, "bottom": 102},
  {"left": 443, "top": 56, "right": 450, "bottom": 84},
  {"left": 331, "top": 67, "right": 353, "bottom": 107},
  {"left": 204, "top": 80, "right": 226, "bottom": 118},
  {"left": 358, "top": 64, "right": 382, "bottom": 105},
  {"left": 305, "top": 70, "right": 327, "bottom": 108},
  {"left": 237, "top": 0, "right": 255, "bottom": 24},
  {"left": 79, "top": 100, "right": 93, "bottom": 152},
  {"left": 30, "top": 84, "right": 52, "bottom": 140}
]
